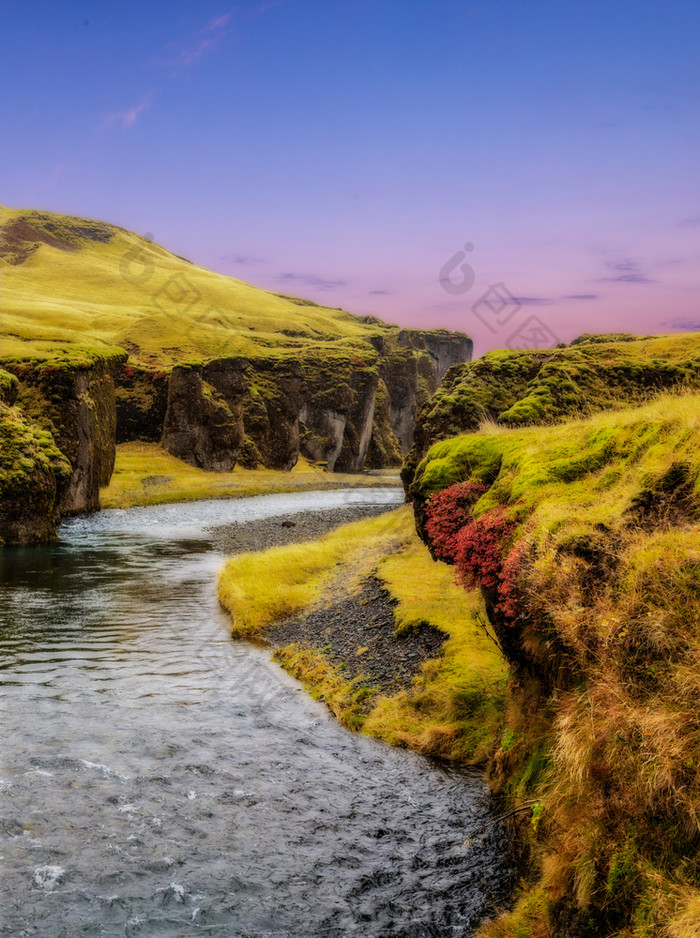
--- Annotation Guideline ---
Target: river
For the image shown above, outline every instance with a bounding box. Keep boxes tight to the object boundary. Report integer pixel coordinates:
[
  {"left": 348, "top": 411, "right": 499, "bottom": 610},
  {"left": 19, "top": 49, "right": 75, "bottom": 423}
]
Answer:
[{"left": 0, "top": 489, "right": 512, "bottom": 937}]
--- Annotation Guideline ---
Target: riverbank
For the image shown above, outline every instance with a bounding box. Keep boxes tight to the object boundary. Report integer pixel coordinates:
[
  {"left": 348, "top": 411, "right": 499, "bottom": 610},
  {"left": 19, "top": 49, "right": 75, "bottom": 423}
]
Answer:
[
  {"left": 218, "top": 507, "right": 507, "bottom": 762},
  {"left": 101, "top": 442, "right": 400, "bottom": 508},
  {"left": 405, "top": 392, "right": 700, "bottom": 936},
  {"left": 0, "top": 486, "right": 513, "bottom": 935},
  {"left": 212, "top": 502, "right": 399, "bottom": 554}
]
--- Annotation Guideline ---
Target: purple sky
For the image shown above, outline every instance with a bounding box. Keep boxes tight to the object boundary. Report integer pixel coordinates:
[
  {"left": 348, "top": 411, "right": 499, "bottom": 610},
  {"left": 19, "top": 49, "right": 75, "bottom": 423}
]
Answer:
[{"left": 2, "top": 0, "right": 699, "bottom": 354}]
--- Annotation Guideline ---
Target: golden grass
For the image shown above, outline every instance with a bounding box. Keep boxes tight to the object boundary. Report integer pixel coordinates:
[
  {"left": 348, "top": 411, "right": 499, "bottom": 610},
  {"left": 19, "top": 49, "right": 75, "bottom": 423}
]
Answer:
[
  {"left": 413, "top": 392, "right": 700, "bottom": 935},
  {"left": 100, "top": 442, "right": 398, "bottom": 508},
  {"left": 218, "top": 506, "right": 507, "bottom": 761},
  {"left": 0, "top": 205, "right": 391, "bottom": 367},
  {"left": 363, "top": 532, "right": 506, "bottom": 760},
  {"left": 217, "top": 509, "right": 408, "bottom": 638},
  {"left": 272, "top": 646, "right": 372, "bottom": 732}
]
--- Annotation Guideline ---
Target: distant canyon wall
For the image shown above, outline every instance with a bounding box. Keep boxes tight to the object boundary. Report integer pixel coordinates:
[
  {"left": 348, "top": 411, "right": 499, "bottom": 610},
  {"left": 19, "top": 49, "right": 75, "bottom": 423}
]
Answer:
[{"left": 0, "top": 329, "right": 472, "bottom": 543}]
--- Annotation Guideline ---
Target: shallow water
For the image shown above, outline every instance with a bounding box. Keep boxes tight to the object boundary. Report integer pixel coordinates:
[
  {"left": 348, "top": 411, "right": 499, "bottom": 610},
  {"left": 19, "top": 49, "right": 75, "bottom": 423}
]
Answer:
[{"left": 0, "top": 489, "right": 513, "bottom": 937}]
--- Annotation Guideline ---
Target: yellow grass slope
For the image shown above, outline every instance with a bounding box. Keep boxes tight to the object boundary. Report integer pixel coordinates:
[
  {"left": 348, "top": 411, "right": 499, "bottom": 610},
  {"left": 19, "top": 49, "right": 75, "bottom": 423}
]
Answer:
[
  {"left": 218, "top": 507, "right": 506, "bottom": 760},
  {"left": 0, "top": 205, "right": 387, "bottom": 366}
]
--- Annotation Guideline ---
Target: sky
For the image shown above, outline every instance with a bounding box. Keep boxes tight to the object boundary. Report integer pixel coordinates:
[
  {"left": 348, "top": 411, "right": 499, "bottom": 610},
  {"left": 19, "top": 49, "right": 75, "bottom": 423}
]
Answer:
[{"left": 2, "top": 0, "right": 699, "bottom": 355}]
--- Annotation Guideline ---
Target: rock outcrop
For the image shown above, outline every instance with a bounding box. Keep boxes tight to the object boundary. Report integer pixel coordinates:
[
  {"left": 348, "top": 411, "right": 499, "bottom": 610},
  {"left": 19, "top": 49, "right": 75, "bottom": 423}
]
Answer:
[
  {"left": 153, "top": 332, "right": 472, "bottom": 476},
  {"left": 0, "top": 369, "right": 72, "bottom": 544},
  {"left": 402, "top": 333, "right": 700, "bottom": 490},
  {"left": 162, "top": 361, "right": 246, "bottom": 471},
  {"left": 115, "top": 365, "right": 169, "bottom": 443},
  {"left": 3, "top": 352, "right": 125, "bottom": 516}
]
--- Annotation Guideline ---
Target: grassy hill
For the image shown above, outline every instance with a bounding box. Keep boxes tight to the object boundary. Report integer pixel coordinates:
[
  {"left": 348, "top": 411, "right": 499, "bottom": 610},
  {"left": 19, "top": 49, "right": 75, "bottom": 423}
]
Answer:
[
  {"left": 0, "top": 205, "right": 472, "bottom": 541},
  {"left": 0, "top": 205, "right": 393, "bottom": 366},
  {"left": 404, "top": 332, "right": 700, "bottom": 486},
  {"left": 407, "top": 393, "right": 700, "bottom": 936}
]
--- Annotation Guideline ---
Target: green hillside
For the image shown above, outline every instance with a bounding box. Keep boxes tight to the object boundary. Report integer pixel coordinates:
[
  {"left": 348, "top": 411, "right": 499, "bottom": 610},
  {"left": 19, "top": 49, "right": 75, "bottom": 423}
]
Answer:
[
  {"left": 0, "top": 205, "right": 390, "bottom": 366},
  {"left": 404, "top": 332, "right": 700, "bottom": 486},
  {"left": 407, "top": 394, "right": 700, "bottom": 935}
]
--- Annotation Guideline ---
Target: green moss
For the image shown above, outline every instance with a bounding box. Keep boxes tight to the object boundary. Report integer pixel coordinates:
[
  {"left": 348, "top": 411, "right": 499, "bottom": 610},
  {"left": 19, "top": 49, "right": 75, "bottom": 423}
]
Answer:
[
  {"left": 404, "top": 333, "right": 700, "bottom": 488},
  {"left": 0, "top": 402, "right": 71, "bottom": 494},
  {"left": 0, "top": 369, "right": 18, "bottom": 404}
]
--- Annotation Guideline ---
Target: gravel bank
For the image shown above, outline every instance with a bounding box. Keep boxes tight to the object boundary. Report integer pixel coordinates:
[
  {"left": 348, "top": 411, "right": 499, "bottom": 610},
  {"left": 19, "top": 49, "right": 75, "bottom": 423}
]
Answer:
[
  {"left": 215, "top": 500, "right": 447, "bottom": 693},
  {"left": 212, "top": 502, "right": 399, "bottom": 554},
  {"left": 266, "top": 575, "right": 446, "bottom": 694}
]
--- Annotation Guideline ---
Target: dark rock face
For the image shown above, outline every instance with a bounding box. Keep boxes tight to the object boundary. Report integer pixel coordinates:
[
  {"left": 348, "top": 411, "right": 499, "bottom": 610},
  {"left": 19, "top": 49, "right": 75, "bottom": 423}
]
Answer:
[
  {"left": 115, "top": 366, "right": 169, "bottom": 443},
  {"left": 240, "top": 359, "right": 303, "bottom": 471},
  {"left": 0, "top": 364, "right": 91, "bottom": 545},
  {"left": 0, "top": 369, "right": 19, "bottom": 406},
  {"left": 0, "top": 402, "right": 71, "bottom": 544},
  {"left": 412, "top": 330, "right": 473, "bottom": 382},
  {"left": 331, "top": 367, "right": 378, "bottom": 472},
  {"left": 151, "top": 330, "right": 472, "bottom": 475},
  {"left": 5, "top": 356, "right": 123, "bottom": 514},
  {"left": 161, "top": 363, "right": 245, "bottom": 471},
  {"left": 367, "top": 329, "right": 472, "bottom": 460}
]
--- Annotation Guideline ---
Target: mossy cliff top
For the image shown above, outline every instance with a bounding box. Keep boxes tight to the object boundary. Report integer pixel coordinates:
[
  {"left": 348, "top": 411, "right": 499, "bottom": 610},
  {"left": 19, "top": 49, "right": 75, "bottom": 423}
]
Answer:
[
  {"left": 403, "top": 332, "right": 700, "bottom": 485},
  {"left": 0, "top": 205, "right": 470, "bottom": 369},
  {"left": 408, "top": 394, "right": 700, "bottom": 935}
]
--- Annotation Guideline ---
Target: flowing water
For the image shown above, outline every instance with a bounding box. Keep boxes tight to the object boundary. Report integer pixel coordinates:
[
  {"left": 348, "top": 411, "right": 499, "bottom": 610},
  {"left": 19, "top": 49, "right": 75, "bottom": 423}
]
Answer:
[{"left": 0, "top": 489, "right": 513, "bottom": 937}]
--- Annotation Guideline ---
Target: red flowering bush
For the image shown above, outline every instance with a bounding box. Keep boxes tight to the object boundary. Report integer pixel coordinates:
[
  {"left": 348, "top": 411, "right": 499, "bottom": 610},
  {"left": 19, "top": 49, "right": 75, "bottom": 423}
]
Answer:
[
  {"left": 424, "top": 480, "right": 487, "bottom": 562},
  {"left": 496, "top": 538, "right": 528, "bottom": 622},
  {"left": 455, "top": 507, "right": 517, "bottom": 590}
]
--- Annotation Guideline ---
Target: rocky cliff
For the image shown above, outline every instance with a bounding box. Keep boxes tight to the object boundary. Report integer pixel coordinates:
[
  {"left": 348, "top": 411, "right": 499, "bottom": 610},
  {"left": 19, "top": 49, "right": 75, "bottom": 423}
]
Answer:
[
  {"left": 0, "top": 368, "right": 72, "bottom": 544},
  {"left": 0, "top": 327, "right": 470, "bottom": 544},
  {"left": 403, "top": 333, "right": 700, "bottom": 936},
  {"left": 0, "top": 206, "right": 473, "bottom": 543},
  {"left": 3, "top": 352, "right": 125, "bottom": 515},
  {"left": 119, "top": 331, "right": 472, "bottom": 477},
  {"left": 402, "top": 332, "right": 700, "bottom": 491}
]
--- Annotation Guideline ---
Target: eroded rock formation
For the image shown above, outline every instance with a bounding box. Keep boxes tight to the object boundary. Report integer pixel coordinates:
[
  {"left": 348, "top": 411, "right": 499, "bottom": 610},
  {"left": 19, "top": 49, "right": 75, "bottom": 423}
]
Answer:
[{"left": 0, "top": 329, "right": 472, "bottom": 543}]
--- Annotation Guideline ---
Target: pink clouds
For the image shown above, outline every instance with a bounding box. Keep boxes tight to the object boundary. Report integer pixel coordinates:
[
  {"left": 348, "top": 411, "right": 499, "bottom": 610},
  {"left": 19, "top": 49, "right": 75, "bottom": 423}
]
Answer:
[
  {"left": 207, "top": 13, "right": 233, "bottom": 31},
  {"left": 102, "top": 96, "right": 152, "bottom": 130},
  {"left": 159, "top": 9, "right": 234, "bottom": 71}
]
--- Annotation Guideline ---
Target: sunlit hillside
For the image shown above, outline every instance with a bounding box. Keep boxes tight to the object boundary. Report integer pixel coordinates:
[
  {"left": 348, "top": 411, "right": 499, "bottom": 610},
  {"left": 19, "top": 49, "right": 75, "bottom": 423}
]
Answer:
[{"left": 0, "top": 206, "right": 392, "bottom": 366}]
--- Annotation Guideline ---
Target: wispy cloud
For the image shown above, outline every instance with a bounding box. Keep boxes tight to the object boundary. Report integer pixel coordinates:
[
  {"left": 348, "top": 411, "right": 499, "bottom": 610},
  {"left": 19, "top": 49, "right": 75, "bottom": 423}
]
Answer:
[
  {"left": 102, "top": 13, "right": 236, "bottom": 131},
  {"left": 368, "top": 289, "right": 393, "bottom": 295},
  {"left": 506, "top": 296, "right": 553, "bottom": 306},
  {"left": 278, "top": 272, "right": 347, "bottom": 290},
  {"left": 103, "top": 96, "right": 153, "bottom": 129},
  {"left": 151, "top": 10, "right": 234, "bottom": 72},
  {"left": 564, "top": 293, "right": 598, "bottom": 300},
  {"left": 221, "top": 253, "right": 266, "bottom": 266},
  {"left": 678, "top": 216, "right": 700, "bottom": 229},
  {"left": 208, "top": 13, "right": 233, "bottom": 30},
  {"left": 660, "top": 317, "right": 700, "bottom": 331},
  {"left": 600, "top": 259, "right": 655, "bottom": 284}
]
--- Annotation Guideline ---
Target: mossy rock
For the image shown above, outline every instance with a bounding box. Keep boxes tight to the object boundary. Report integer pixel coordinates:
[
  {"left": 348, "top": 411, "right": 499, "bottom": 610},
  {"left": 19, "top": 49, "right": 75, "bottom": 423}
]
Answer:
[
  {"left": 403, "top": 333, "right": 700, "bottom": 488},
  {"left": 0, "top": 402, "right": 71, "bottom": 543}
]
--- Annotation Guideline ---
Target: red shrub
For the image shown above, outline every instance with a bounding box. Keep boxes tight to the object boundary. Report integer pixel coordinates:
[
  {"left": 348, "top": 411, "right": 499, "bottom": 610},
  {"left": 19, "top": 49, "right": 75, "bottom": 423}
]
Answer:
[
  {"left": 454, "top": 507, "right": 516, "bottom": 590},
  {"left": 496, "top": 538, "right": 528, "bottom": 622},
  {"left": 425, "top": 480, "right": 487, "bottom": 562}
]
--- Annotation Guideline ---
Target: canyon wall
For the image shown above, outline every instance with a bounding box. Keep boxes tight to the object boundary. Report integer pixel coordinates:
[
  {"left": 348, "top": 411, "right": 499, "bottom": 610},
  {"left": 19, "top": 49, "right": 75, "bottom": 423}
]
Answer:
[{"left": 0, "top": 328, "right": 472, "bottom": 543}]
